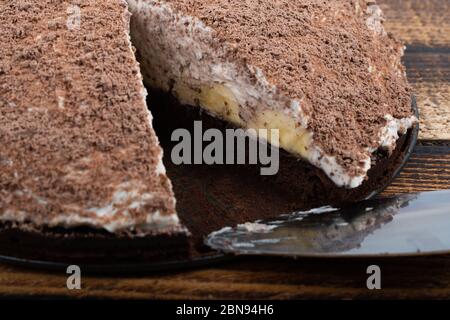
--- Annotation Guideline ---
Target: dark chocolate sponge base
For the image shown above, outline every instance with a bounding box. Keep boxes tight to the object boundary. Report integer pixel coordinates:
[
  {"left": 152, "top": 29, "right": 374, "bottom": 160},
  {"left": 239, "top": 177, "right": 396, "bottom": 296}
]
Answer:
[{"left": 0, "top": 222, "right": 191, "bottom": 264}]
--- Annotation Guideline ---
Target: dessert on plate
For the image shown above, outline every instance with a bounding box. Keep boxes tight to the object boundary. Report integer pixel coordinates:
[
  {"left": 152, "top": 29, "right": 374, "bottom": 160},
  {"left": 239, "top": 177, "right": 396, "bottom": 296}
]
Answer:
[
  {"left": 0, "top": 0, "right": 188, "bottom": 261},
  {"left": 0, "top": 0, "right": 418, "bottom": 261}
]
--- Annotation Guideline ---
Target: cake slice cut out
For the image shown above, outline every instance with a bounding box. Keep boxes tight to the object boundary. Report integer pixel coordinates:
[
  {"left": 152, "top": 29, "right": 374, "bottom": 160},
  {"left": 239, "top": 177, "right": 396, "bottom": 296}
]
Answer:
[
  {"left": 0, "top": 0, "right": 187, "bottom": 237},
  {"left": 128, "top": 0, "right": 417, "bottom": 189}
]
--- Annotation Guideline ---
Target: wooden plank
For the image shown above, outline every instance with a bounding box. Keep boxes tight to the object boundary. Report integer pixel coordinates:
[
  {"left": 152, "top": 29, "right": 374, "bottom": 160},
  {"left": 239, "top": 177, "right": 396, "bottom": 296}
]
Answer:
[
  {"left": 403, "top": 48, "right": 450, "bottom": 139},
  {"left": 379, "top": 0, "right": 450, "bottom": 140},
  {"left": 2, "top": 255, "right": 450, "bottom": 299},
  {"left": 383, "top": 144, "right": 450, "bottom": 195},
  {"left": 380, "top": 0, "right": 450, "bottom": 47}
]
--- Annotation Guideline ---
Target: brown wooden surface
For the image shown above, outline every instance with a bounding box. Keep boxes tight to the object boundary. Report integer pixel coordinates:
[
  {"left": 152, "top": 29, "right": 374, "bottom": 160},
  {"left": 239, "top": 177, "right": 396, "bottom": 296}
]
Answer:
[
  {"left": 0, "top": 0, "right": 449, "bottom": 299},
  {"left": 380, "top": 0, "right": 450, "bottom": 140}
]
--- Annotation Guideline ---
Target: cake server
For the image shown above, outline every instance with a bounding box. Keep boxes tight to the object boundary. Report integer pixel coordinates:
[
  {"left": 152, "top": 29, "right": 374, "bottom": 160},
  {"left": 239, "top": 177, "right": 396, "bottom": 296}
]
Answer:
[{"left": 205, "top": 190, "right": 450, "bottom": 257}]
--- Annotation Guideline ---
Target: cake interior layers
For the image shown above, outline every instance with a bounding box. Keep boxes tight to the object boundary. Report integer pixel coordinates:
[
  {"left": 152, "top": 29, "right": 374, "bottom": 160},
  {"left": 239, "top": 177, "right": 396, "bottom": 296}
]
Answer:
[
  {"left": 128, "top": 0, "right": 417, "bottom": 189},
  {"left": 0, "top": 0, "right": 187, "bottom": 236}
]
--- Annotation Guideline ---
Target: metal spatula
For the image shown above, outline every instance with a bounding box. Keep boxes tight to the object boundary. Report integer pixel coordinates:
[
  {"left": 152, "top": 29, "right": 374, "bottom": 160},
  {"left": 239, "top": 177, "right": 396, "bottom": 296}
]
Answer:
[{"left": 205, "top": 190, "right": 450, "bottom": 257}]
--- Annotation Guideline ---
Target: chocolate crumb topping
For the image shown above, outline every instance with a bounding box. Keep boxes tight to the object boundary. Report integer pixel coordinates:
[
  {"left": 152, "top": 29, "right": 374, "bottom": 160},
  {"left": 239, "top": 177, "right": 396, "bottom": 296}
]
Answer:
[{"left": 165, "top": 0, "right": 414, "bottom": 176}]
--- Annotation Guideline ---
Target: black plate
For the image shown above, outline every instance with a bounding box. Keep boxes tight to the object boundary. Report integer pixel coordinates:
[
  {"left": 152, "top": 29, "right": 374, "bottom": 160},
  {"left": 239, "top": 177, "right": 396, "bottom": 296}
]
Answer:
[{"left": 0, "top": 252, "right": 231, "bottom": 275}]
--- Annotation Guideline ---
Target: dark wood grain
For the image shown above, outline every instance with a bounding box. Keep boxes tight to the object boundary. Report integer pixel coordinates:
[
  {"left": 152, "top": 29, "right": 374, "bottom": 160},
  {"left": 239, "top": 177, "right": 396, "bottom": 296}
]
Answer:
[
  {"left": 383, "top": 144, "right": 450, "bottom": 195},
  {"left": 403, "top": 47, "right": 450, "bottom": 139},
  {"left": 380, "top": 0, "right": 450, "bottom": 140},
  {"left": 380, "top": 0, "right": 450, "bottom": 47},
  {"left": 0, "top": 0, "right": 448, "bottom": 300}
]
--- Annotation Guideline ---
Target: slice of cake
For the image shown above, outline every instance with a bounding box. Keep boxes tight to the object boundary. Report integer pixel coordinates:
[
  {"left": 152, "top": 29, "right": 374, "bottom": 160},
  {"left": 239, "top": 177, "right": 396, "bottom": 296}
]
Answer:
[
  {"left": 0, "top": 0, "right": 187, "bottom": 242},
  {"left": 128, "top": 0, "right": 417, "bottom": 189}
]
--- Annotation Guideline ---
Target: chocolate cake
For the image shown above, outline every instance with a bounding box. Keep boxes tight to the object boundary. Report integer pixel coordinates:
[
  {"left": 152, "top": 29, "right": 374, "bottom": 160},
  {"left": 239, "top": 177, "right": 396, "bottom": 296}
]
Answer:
[
  {"left": 128, "top": 0, "right": 418, "bottom": 189},
  {"left": 0, "top": 0, "right": 418, "bottom": 263},
  {"left": 0, "top": 0, "right": 189, "bottom": 261}
]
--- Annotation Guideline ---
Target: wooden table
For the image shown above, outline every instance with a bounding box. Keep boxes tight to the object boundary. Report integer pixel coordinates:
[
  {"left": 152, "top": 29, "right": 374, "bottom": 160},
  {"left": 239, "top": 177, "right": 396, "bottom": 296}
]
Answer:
[{"left": 0, "top": 0, "right": 449, "bottom": 299}]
